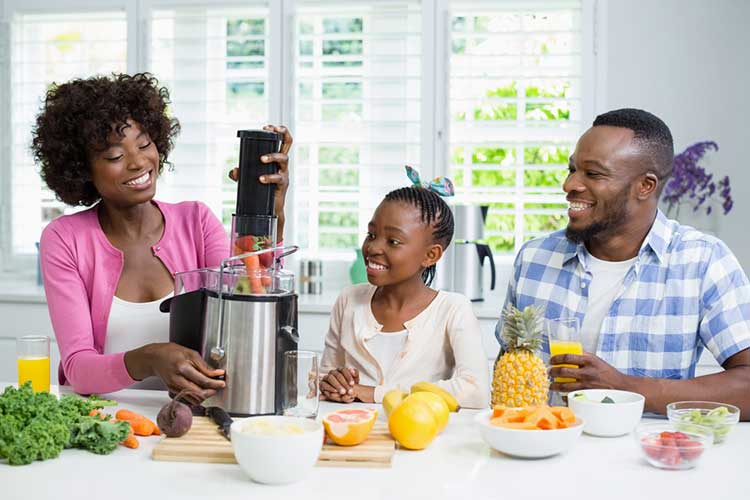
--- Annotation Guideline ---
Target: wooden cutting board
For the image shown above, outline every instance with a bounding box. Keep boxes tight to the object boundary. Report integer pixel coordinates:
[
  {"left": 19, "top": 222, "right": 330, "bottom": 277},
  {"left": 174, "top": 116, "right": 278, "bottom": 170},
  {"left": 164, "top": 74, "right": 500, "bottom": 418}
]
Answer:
[{"left": 152, "top": 417, "right": 395, "bottom": 468}]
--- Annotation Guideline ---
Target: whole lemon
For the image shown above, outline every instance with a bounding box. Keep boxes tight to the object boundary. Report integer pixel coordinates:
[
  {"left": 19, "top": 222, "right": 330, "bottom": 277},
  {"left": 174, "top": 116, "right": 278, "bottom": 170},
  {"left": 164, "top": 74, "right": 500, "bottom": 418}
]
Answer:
[
  {"left": 403, "top": 392, "right": 450, "bottom": 433},
  {"left": 388, "top": 399, "right": 438, "bottom": 450}
]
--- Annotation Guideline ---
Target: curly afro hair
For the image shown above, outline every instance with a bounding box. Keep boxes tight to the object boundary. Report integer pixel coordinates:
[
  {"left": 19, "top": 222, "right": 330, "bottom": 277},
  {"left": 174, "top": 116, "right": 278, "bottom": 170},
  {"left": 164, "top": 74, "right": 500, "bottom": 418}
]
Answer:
[{"left": 31, "top": 72, "right": 181, "bottom": 206}]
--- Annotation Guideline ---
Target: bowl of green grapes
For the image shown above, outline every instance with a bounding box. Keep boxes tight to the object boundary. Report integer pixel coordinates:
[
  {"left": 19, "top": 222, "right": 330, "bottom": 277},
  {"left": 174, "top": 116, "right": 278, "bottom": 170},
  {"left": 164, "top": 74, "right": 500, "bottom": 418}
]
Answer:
[{"left": 666, "top": 401, "right": 740, "bottom": 444}]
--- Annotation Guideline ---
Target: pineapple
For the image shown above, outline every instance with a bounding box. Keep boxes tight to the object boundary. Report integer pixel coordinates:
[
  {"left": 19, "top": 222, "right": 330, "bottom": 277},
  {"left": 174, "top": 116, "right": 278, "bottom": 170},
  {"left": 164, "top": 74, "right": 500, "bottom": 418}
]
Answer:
[{"left": 491, "top": 304, "right": 550, "bottom": 407}]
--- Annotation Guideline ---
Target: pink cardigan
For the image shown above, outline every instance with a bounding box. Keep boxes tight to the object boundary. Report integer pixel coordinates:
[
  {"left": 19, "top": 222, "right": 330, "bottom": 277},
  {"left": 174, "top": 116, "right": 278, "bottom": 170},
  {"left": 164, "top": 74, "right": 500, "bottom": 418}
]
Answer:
[{"left": 40, "top": 200, "right": 229, "bottom": 394}]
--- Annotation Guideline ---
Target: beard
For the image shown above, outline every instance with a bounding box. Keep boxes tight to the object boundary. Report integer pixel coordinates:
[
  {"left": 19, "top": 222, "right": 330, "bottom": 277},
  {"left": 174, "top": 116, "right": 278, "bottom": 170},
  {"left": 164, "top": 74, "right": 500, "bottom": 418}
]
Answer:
[{"left": 565, "top": 186, "right": 630, "bottom": 244}]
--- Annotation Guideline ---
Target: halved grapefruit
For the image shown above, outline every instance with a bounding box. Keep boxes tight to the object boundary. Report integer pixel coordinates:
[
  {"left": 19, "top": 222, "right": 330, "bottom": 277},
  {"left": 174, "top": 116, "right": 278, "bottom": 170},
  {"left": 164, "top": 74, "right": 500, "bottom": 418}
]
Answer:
[{"left": 322, "top": 408, "right": 378, "bottom": 446}]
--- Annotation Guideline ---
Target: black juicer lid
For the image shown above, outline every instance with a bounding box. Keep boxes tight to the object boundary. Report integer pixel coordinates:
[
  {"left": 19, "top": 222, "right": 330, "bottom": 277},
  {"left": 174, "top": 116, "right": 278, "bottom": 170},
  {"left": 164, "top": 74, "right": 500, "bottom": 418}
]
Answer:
[{"left": 237, "top": 130, "right": 282, "bottom": 141}]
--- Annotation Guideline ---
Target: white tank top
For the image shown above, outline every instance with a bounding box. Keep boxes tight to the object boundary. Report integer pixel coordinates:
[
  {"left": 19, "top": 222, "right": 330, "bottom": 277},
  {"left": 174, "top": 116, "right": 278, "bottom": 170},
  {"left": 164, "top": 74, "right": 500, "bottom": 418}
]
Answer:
[{"left": 105, "top": 292, "right": 173, "bottom": 389}]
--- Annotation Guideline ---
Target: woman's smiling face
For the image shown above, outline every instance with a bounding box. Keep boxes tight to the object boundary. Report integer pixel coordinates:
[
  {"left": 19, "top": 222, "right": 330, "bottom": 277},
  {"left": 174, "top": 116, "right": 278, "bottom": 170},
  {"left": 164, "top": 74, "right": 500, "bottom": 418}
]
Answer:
[
  {"left": 362, "top": 200, "right": 437, "bottom": 287},
  {"left": 89, "top": 118, "right": 160, "bottom": 208}
]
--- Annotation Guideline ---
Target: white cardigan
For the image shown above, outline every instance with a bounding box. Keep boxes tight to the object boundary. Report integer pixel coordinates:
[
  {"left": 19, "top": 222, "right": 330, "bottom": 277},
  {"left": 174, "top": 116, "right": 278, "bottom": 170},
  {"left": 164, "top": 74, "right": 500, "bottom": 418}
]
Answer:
[{"left": 320, "top": 284, "right": 490, "bottom": 408}]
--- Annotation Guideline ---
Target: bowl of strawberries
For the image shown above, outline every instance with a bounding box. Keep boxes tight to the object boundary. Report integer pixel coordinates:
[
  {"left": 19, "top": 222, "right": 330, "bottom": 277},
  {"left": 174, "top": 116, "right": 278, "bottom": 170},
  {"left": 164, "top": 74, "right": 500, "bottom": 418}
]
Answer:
[{"left": 635, "top": 422, "right": 713, "bottom": 470}]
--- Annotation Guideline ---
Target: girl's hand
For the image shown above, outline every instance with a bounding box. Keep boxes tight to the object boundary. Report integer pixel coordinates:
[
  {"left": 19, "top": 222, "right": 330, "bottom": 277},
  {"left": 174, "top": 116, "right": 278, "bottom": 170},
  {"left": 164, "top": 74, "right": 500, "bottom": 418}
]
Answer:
[
  {"left": 320, "top": 368, "right": 358, "bottom": 403},
  {"left": 228, "top": 125, "right": 293, "bottom": 241},
  {"left": 126, "top": 343, "right": 225, "bottom": 405}
]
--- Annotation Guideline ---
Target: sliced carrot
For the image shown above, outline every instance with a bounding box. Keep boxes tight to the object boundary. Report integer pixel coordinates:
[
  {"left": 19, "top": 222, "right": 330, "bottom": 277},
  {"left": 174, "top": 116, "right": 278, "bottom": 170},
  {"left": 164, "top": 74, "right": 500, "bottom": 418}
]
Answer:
[{"left": 494, "top": 421, "right": 539, "bottom": 430}]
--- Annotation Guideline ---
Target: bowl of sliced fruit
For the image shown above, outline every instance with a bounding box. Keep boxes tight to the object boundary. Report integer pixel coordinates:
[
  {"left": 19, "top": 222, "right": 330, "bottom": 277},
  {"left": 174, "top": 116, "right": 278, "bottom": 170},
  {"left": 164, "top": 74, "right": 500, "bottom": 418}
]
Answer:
[
  {"left": 475, "top": 405, "right": 584, "bottom": 459},
  {"left": 666, "top": 401, "right": 740, "bottom": 444},
  {"left": 568, "top": 389, "right": 645, "bottom": 437},
  {"left": 635, "top": 422, "right": 713, "bottom": 470}
]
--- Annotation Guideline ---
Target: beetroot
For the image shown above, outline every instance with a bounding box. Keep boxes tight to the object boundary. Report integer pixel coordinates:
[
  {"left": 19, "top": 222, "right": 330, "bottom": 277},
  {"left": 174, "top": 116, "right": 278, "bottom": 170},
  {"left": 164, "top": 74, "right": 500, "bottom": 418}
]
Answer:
[{"left": 157, "top": 390, "right": 197, "bottom": 437}]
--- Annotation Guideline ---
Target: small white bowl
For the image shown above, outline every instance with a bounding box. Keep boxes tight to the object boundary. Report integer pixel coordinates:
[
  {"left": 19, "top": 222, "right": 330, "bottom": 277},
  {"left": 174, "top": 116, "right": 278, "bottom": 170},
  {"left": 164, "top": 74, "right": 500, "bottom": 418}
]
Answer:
[
  {"left": 568, "top": 389, "right": 645, "bottom": 437},
  {"left": 230, "top": 416, "right": 323, "bottom": 485},
  {"left": 474, "top": 410, "right": 584, "bottom": 458}
]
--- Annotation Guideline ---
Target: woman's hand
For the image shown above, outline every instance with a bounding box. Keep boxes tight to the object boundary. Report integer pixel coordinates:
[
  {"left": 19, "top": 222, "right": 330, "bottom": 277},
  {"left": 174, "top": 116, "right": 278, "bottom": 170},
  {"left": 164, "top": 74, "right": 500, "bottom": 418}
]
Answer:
[
  {"left": 228, "top": 124, "right": 293, "bottom": 242},
  {"left": 125, "top": 343, "right": 226, "bottom": 404},
  {"left": 320, "top": 367, "right": 358, "bottom": 403}
]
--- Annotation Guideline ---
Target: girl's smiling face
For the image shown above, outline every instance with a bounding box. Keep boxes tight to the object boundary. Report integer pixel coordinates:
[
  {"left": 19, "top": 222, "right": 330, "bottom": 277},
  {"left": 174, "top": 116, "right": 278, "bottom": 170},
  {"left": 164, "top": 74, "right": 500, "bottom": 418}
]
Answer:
[{"left": 362, "top": 200, "right": 442, "bottom": 287}]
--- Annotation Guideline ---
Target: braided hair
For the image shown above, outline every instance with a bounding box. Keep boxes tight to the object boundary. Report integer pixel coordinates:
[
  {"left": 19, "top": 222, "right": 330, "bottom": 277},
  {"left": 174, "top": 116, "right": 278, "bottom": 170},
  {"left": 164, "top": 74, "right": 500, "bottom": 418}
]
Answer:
[{"left": 383, "top": 186, "right": 454, "bottom": 286}]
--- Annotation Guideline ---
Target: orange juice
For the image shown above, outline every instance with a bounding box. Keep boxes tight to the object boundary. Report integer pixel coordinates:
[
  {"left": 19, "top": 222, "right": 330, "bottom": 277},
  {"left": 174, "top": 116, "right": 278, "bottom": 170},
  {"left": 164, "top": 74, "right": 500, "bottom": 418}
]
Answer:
[
  {"left": 549, "top": 340, "right": 582, "bottom": 383},
  {"left": 17, "top": 356, "right": 51, "bottom": 393}
]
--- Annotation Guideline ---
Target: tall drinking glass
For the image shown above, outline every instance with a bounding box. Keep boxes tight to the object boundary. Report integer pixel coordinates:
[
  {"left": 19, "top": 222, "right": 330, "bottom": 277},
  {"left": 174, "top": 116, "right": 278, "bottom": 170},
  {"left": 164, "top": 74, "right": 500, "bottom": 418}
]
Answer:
[
  {"left": 17, "top": 335, "right": 51, "bottom": 393},
  {"left": 282, "top": 350, "right": 319, "bottom": 418},
  {"left": 546, "top": 317, "right": 582, "bottom": 384}
]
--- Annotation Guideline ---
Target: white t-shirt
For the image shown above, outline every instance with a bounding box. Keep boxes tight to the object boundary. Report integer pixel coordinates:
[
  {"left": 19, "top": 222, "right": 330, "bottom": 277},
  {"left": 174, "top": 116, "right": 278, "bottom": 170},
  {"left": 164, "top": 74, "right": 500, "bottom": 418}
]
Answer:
[
  {"left": 365, "top": 330, "right": 409, "bottom": 381},
  {"left": 105, "top": 292, "right": 173, "bottom": 389},
  {"left": 580, "top": 253, "right": 637, "bottom": 353}
]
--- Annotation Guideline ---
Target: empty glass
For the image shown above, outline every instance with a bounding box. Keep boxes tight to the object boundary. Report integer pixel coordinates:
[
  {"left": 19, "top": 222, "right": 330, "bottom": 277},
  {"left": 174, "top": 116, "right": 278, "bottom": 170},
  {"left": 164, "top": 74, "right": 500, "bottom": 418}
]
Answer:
[{"left": 282, "top": 350, "right": 319, "bottom": 418}]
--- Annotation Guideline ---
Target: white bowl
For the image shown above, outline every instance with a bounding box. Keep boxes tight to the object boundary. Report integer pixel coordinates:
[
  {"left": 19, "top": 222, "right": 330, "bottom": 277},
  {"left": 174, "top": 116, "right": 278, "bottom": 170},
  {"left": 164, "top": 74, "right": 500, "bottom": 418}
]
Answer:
[
  {"left": 230, "top": 416, "right": 323, "bottom": 485},
  {"left": 568, "top": 389, "right": 645, "bottom": 437},
  {"left": 474, "top": 410, "right": 584, "bottom": 458}
]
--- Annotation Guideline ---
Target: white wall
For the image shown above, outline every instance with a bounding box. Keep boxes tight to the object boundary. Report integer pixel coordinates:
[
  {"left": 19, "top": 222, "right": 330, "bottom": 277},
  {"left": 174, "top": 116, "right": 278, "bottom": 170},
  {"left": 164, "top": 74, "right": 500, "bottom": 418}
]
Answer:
[{"left": 601, "top": 0, "right": 750, "bottom": 269}]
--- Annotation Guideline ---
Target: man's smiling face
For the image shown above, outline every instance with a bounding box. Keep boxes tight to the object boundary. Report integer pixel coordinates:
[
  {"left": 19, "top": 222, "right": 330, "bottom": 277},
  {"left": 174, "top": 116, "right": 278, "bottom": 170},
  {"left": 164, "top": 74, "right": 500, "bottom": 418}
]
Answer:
[{"left": 563, "top": 125, "right": 646, "bottom": 244}]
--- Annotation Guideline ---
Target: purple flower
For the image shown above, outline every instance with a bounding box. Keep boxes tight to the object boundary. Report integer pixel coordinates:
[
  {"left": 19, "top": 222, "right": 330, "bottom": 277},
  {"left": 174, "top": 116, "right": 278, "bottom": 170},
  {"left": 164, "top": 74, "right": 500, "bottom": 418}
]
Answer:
[{"left": 662, "top": 141, "right": 733, "bottom": 216}]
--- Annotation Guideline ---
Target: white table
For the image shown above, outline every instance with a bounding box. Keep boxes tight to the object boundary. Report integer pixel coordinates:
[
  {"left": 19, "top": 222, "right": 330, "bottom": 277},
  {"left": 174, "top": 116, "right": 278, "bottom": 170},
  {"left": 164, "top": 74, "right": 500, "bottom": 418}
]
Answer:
[{"left": 1, "top": 385, "right": 748, "bottom": 500}]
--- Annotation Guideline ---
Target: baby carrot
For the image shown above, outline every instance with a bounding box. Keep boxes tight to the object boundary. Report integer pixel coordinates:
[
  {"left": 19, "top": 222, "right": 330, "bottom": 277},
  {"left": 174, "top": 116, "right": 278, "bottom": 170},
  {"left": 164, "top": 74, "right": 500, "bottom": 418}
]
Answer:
[{"left": 116, "top": 409, "right": 158, "bottom": 436}]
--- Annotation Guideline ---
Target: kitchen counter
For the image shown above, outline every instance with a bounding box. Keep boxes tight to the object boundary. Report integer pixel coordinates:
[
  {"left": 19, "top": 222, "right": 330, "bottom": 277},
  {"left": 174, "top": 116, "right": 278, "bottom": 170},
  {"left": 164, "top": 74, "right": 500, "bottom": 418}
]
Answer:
[{"left": 1, "top": 385, "right": 747, "bottom": 500}]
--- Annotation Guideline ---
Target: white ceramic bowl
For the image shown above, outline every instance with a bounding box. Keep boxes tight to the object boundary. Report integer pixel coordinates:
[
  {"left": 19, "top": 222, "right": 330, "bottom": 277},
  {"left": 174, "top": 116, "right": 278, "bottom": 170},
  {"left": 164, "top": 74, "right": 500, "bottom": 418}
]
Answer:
[
  {"left": 230, "top": 416, "right": 323, "bottom": 485},
  {"left": 567, "top": 389, "right": 645, "bottom": 437},
  {"left": 474, "top": 410, "right": 584, "bottom": 458}
]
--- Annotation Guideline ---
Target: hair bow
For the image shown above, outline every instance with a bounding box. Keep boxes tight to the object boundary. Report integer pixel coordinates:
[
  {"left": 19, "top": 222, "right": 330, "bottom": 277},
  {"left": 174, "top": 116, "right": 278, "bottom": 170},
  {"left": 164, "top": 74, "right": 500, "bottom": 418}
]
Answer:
[{"left": 405, "top": 165, "right": 455, "bottom": 197}]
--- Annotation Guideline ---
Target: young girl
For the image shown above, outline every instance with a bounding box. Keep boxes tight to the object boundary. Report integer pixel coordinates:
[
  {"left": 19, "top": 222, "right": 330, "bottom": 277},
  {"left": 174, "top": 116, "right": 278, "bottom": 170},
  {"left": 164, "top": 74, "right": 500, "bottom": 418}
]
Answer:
[{"left": 319, "top": 183, "right": 489, "bottom": 408}]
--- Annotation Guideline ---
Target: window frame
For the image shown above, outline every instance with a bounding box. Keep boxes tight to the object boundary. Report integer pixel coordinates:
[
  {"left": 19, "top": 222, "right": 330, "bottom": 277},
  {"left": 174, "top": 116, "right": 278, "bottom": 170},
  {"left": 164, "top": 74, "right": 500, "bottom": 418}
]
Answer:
[{"left": 0, "top": 0, "right": 598, "bottom": 278}]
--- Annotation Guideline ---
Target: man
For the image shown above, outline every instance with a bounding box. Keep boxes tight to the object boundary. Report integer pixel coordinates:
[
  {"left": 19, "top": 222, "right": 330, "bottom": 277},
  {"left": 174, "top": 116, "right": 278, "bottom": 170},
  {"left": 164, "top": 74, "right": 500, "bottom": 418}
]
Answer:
[{"left": 498, "top": 108, "right": 750, "bottom": 419}]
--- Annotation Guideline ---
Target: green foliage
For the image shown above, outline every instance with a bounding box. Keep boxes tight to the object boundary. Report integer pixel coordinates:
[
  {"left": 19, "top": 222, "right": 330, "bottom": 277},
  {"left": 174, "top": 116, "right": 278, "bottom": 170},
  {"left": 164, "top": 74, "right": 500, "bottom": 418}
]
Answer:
[
  {"left": 525, "top": 102, "right": 570, "bottom": 121},
  {"left": 320, "top": 168, "right": 358, "bottom": 186},
  {"left": 524, "top": 169, "right": 567, "bottom": 186},
  {"left": 323, "top": 18, "right": 363, "bottom": 33},
  {"left": 319, "top": 146, "right": 359, "bottom": 164},
  {"left": 0, "top": 382, "right": 123, "bottom": 466},
  {"left": 474, "top": 103, "right": 517, "bottom": 121},
  {"left": 227, "top": 19, "right": 265, "bottom": 36},
  {"left": 322, "top": 82, "right": 362, "bottom": 99}
]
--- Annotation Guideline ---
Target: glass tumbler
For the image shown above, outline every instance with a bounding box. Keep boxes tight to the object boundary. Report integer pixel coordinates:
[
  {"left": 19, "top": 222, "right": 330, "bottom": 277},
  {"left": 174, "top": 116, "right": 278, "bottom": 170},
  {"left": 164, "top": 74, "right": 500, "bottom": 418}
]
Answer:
[
  {"left": 282, "top": 350, "right": 319, "bottom": 418},
  {"left": 17, "top": 335, "right": 51, "bottom": 393}
]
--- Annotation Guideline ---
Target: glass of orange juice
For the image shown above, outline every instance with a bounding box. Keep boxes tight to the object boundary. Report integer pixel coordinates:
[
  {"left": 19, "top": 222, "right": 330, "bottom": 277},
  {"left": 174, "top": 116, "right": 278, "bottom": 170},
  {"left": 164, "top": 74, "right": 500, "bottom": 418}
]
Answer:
[
  {"left": 17, "top": 335, "right": 51, "bottom": 393},
  {"left": 546, "top": 318, "right": 582, "bottom": 384}
]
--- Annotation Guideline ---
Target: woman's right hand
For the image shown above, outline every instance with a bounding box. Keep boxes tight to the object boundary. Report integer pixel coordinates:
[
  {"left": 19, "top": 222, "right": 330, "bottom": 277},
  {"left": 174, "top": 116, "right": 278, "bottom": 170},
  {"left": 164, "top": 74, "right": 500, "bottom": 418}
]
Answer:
[{"left": 125, "top": 343, "right": 225, "bottom": 404}]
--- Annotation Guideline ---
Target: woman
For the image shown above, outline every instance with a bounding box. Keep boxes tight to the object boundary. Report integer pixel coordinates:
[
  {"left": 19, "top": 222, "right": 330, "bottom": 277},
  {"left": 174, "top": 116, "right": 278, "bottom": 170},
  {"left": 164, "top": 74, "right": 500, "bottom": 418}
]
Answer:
[{"left": 32, "top": 73, "right": 293, "bottom": 403}]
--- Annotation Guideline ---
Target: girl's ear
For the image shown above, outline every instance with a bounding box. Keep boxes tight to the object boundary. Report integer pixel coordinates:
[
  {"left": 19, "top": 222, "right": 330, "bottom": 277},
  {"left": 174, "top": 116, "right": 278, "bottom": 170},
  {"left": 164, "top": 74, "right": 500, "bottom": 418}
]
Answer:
[{"left": 422, "top": 243, "right": 444, "bottom": 268}]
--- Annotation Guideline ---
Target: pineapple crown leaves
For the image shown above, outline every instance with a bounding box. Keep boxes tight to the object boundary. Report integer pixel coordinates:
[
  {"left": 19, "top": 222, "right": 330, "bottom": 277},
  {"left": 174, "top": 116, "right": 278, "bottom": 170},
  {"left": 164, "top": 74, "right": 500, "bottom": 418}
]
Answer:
[{"left": 500, "top": 304, "right": 546, "bottom": 352}]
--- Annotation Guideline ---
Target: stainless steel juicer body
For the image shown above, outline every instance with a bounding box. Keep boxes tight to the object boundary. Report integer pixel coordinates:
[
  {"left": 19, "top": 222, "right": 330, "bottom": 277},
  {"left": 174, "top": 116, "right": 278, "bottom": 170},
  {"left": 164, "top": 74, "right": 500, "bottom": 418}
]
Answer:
[{"left": 160, "top": 247, "right": 300, "bottom": 416}]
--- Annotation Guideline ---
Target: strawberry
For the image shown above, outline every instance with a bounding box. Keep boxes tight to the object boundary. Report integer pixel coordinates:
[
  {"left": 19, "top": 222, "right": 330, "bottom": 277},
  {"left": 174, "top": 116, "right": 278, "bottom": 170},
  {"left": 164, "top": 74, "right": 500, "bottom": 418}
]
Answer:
[
  {"left": 660, "top": 446, "right": 682, "bottom": 466},
  {"left": 660, "top": 431, "right": 676, "bottom": 440},
  {"left": 258, "top": 251, "right": 274, "bottom": 269},
  {"left": 678, "top": 440, "right": 703, "bottom": 461},
  {"left": 673, "top": 431, "right": 689, "bottom": 441},
  {"left": 641, "top": 437, "right": 662, "bottom": 460}
]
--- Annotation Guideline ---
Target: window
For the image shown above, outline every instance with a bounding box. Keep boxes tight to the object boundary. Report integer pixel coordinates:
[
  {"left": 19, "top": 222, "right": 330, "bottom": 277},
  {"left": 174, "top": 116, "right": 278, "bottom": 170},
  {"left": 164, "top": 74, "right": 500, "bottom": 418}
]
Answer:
[
  {"left": 147, "top": 2, "right": 271, "bottom": 226},
  {"left": 0, "top": 0, "right": 593, "bottom": 272},
  {"left": 6, "top": 9, "right": 128, "bottom": 258},
  {"left": 449, "top": 1, "right": 584, "bottom": 254},
  {"left": 293, "top": 1, "right": 422, "bottom": 256}
]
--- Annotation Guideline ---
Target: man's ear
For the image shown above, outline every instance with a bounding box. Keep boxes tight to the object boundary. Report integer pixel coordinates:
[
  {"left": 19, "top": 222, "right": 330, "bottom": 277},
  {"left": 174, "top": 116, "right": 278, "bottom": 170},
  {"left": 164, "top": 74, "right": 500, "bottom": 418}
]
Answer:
[
  {"left": 422, "top": 243, "right": 444, "bottom": 268},
  {"left": 638, "top": 172, "right": 659, "bottom": 200}
]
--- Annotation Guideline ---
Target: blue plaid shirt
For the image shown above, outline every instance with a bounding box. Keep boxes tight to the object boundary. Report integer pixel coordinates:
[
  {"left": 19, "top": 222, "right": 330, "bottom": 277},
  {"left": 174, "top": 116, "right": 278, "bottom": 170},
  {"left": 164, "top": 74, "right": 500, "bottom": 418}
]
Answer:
[{"left": 496, "top": 210, "right": 750, "bottom": 379}]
